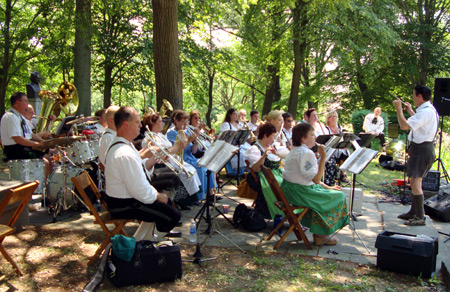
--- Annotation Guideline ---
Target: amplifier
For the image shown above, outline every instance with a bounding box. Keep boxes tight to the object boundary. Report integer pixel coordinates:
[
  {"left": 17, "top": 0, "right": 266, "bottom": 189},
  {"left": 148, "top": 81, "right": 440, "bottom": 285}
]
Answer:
[
  {"left": 422, "top": 170, "right": 440, "bottom": 192},
  {"left": 424, "top": 193, "right": 450, "bottom": 222}
]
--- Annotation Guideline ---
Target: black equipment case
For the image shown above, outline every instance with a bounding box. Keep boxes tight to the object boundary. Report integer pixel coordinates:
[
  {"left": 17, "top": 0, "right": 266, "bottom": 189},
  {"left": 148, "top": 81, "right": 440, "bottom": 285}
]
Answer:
[{"left": 375, "top": 231, "right": 438, "bottom": 278}]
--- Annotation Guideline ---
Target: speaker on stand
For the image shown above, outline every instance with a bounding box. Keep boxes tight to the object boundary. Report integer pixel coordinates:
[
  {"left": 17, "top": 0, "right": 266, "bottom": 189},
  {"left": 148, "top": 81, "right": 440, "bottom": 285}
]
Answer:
[{"left": 433, "top": 78, "right": 450, "bottom": 183}]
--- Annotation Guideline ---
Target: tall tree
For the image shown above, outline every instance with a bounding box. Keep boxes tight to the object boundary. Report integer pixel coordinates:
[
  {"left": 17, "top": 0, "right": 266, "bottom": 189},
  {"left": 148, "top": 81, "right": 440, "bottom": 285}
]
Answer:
[
  {"left": 74, "top": 0, "right": 92, "bottom": 116},
  {"left": 152, "top": 0, "right": 183, "bottom": 110},
  {"left": 0, "top": 0, "right": 47, "bottom": 115}
]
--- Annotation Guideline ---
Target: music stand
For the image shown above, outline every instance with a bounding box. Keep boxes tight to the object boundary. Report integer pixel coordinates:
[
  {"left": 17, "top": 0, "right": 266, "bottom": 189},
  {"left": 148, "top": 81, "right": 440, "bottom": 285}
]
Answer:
[
  {"left": 337, "top": 146, "right": 378, "bottom": 253},
  {"left": 216, "top": 129, "right": 251, "bottom": 188},
  {"left": 55, "top": 116, "right": 77, "bottom": 136}
]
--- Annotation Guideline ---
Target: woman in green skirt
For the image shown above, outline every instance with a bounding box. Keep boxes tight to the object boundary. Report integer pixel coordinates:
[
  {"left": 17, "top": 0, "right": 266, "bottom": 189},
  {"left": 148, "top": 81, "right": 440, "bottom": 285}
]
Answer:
[
  {"left": 281, "top": 123, "right": 348, "bottom": 246},
  {"left": 245, "top": 123, "right": 283, "bottom": 219}
]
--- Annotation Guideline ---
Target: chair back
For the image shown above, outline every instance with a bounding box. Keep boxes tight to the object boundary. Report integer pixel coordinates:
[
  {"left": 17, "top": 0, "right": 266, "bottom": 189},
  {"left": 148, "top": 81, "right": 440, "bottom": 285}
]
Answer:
[
  {"left": 0, "top": 181, "right": 39, "bottom": 227},
  {"left": 260, "top": 166, "right": 296, "bottom": 215}
]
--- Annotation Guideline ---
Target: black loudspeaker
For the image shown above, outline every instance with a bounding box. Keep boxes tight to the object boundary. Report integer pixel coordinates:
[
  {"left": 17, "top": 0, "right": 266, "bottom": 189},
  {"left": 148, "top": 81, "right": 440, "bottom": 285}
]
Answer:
[
  {"left": 433, "top": 78, "right": 450, "bottom": 116},
  {"left": 422, "top": 170, "right": 440, "bottom": 191},
  {"left": 424, "top": 193, "right": 450, "bottom": 222}
]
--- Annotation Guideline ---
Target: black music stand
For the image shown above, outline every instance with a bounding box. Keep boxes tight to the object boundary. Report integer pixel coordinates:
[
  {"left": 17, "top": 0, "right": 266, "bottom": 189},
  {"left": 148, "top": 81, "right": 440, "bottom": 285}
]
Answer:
[{"left": 338, "top": 147, "right": 378, "bottom": 253}]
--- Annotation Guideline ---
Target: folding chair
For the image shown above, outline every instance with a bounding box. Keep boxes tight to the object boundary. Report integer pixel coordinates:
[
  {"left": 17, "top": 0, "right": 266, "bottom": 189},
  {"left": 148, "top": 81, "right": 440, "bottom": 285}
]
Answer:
[
  {"left": 0, "top": 181, "right": 39, "bottom": 276},
  {"left": 260, "top": 166, "right": 312, "bottom": 250},
  {"left": 71, "top": 171, "right": 134, "bottom": 266}
]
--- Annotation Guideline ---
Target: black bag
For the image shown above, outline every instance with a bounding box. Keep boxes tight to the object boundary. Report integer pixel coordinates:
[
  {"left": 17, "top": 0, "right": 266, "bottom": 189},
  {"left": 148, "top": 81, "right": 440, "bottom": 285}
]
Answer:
[
  {"left": 107, "top": 240, "right": 182, "bottom": 287},
  {"left": 233, "top": 203, "right": 267, "bottom": 232}
]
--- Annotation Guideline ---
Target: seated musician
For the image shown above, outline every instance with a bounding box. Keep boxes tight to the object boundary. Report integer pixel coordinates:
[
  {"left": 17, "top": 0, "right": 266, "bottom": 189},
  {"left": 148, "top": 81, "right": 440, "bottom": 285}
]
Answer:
[
  {"left": 142, "top": 111, "right": 202, "bottom": 209},
  {"left": 245, "top": 123, "right": 283, "bottom": 219},
  {"left": 282, "top": 112, "right": 294, "bottom": 149},
  {"left": 281, "top": 123, "right": 349, "bottom": 246},
  {"left": 304, "top": 108, "right": 328, "bottom": 137},
  {"left": 188, "top": 111, "right": 216, "bottom": 199},
  {"left": 92, "top": 108, "right": 107, "bottom": 135},
  {"left": 363, "top": 107, "right": 385, "bottom": 147},
  {"left": 220, "top": 108, "right": 247, "bottom": 175},
  {"left": 325, "top": 111, "right": 349, "bottom": 184},
  {"left": 98, "top": 105, "right": 120, "bottom": 165},
  {"left": 166, "top": 110, "right": 212, "bottom": 202},
  {"left": 104, "top": 106, "right": 181, "bottom": 240},
  {"left": 265, "top": 110, "right": 289, "bottom": 158},
  {"left": 0, "top": 92, "right": 52, "bottom": 179},
  {"left": 248, "top": 109, "right": 260, "bottom": 134}
]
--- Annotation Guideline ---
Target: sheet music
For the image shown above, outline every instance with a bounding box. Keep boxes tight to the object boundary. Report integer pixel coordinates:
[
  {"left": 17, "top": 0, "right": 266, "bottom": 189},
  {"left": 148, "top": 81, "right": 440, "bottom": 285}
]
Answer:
[
  {"left": 340, "top": 147, "right": 378, "bottom": 174},
  {"left": 198, "top": 140, "right": 239, "bottom": 173}
]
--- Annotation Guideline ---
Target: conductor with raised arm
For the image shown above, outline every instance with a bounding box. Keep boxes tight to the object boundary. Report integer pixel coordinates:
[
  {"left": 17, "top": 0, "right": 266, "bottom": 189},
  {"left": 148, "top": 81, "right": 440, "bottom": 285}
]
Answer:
[{"left": 393, "top": 85, "right": 439, "bottom": 226}]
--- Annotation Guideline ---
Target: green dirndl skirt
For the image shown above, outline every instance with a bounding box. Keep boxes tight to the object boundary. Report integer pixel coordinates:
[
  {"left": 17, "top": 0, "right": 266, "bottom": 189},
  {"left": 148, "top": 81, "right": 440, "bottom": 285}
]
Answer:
[
  {"left": 281, "top": 181, "right": 349, "bottom": 235},
  {"left": 258, "top": 168, "right": 283, "bottom": 219}
]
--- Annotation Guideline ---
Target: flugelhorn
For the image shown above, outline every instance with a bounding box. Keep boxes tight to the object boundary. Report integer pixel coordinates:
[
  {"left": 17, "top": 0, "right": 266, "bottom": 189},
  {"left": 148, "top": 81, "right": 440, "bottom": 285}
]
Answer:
[
  {"left": 242, "top": 120, "right": 256, "bottom": 140},
  {"left": 145, "top": 127, "right": 194, "bottom": 179}
]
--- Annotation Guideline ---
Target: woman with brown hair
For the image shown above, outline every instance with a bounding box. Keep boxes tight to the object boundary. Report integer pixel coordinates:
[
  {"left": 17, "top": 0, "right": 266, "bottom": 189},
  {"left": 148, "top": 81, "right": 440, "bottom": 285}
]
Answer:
[{"left": 282, "top": 123, "right": 348, "bottom": 246}]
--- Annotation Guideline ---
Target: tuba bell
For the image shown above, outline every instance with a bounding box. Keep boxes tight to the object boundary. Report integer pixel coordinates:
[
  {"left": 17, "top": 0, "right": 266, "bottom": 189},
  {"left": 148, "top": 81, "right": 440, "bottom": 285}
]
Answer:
[{"left": 159, "top": 99, "right": 173, "bottom": 118}]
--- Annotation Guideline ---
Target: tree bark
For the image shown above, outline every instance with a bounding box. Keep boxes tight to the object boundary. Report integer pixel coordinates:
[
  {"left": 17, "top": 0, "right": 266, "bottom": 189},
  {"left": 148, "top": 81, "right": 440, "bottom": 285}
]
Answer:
[
  {"left": 289, "top": 0, "right": 309, "bottom": 119},
  {"left": 206, "top": 67, "right": 215, "bottom": 128},
  {"left": 0, "top": 0, "right": 12, "bottom": 116},
  {"left": 262, "top": 64, "right": 281, "bottom": 116},
  {"left": 74, "top": 0, "right": 92, "bottom": 116},
  {"left": 153, "top": 0, "right": 183, "bottom": 110},
  {"left": 103, "top": 63, "right": 113, "bottom": 108}
]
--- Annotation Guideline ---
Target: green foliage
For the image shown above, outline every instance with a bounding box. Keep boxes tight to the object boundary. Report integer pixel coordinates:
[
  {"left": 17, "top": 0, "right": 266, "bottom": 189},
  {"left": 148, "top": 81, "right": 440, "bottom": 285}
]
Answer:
[{"left": 351, "top": 109, "right": 390, "bottom": 134}]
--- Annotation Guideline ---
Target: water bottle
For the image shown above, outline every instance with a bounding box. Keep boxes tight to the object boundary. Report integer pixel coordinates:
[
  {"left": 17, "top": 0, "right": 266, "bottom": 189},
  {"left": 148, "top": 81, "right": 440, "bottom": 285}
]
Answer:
[
  {"left": 189, "top": 220, "right": 197, "bottom": 243},
  {"left": 273, "top": 214, "right": 283, "bottom": 235}
]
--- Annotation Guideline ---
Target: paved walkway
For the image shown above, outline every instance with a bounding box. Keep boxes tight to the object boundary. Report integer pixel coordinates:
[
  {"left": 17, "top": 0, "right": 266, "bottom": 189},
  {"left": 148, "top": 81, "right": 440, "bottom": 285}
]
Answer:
[{"left": 1, "top": 163, "right": 449, "bottom": 279}]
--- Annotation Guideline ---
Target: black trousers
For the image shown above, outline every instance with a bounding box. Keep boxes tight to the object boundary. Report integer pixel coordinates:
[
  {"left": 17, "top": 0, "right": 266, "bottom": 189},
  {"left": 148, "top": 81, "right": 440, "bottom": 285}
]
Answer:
[
  {"left": 4, "top": 144, "right": 45, "bottom": 160},
  {"left": 105, "top": 196, "right": 181, "bottom": 233}
]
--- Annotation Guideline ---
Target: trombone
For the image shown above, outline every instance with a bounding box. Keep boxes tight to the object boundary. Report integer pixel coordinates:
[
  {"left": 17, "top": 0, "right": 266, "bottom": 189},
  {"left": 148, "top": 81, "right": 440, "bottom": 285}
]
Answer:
[{"left": 144, "top": 127, "right": 194, "bottom": 179}]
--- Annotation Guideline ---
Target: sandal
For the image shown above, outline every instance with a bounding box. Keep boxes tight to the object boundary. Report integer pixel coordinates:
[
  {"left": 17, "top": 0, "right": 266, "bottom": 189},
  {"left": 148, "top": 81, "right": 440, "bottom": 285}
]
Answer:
[
  {"left": 404, "top": 217, "right": 426, "bottom": 226},
  {"left": 313, "top": 234, "right": 339, "bottom": 246},
  {"left": 397, "top": 212, "right": 415, "bottom": 220}
]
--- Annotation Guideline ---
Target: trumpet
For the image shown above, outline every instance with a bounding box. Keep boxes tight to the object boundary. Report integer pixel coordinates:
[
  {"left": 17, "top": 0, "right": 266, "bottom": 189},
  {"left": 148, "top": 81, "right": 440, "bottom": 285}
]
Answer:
[
  {"left": 144, "top": 127, "right": 194, "bottom": 179},
  {"left": 186, "top": 126, "right": 209, "bottom": 151}
]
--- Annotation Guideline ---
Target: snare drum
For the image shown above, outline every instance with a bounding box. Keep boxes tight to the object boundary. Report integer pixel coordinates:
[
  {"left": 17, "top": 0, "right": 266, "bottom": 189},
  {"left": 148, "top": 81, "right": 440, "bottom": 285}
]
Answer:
[
  {"left": 66, "top": 140, "right": 95, "bottom": 165},
  {"left": 8, "top": 159, "right": 44, "bottom": 193},
  {"left": 46, "top": 166, "right": 84, "bottom": 206}
]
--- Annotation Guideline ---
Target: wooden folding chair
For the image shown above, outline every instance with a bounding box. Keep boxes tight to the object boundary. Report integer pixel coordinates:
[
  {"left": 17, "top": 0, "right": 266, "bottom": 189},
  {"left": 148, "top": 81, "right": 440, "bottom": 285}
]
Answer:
[
  {"left": 0, "top": 181, "right": 39, "bottom": 276},
  {"left": 71, "top": 171, "right": 134, "bottom": 266},
  {"left": 260, "top": 166, "right": 312, "bottom": 250}
]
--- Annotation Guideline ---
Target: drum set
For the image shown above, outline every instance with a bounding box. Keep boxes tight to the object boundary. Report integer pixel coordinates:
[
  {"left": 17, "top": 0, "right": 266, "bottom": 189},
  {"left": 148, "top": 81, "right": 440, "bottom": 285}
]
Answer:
[{"left": 7, "top": 117, "right": 104, "bottom": 222}]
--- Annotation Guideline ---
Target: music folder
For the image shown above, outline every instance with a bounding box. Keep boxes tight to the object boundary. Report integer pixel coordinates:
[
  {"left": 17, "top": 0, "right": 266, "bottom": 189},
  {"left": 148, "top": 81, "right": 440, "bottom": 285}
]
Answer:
[
  {"left": 340, "top": 147, "right": 378, "bottom": 175},
  {"left": 197, "top": 140, "right": 239, "bottom": 173}
]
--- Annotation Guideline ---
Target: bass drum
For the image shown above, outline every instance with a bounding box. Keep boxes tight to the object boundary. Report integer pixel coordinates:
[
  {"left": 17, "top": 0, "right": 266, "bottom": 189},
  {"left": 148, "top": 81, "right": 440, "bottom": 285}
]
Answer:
[
  {"left": 46, "top": 166, "right": 85, "bottom": 207},
  {"left": 8, "top": 159, "right": 44, "bottom": 194}
]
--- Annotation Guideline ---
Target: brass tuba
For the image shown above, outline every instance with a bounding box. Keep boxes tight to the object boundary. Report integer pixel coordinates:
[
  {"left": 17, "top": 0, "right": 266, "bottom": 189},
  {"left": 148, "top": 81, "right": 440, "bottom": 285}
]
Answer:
[
  {"left": 36, "top": 81, "right": 78, "bottom": 133},
  {"left": 159, "top": 99, "right": 173, "bottom": 118}
]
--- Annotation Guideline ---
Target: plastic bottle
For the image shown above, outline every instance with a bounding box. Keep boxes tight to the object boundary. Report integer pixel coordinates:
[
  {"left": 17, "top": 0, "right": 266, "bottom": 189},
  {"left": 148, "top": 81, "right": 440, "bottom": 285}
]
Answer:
[
  {"left": 273, "top": 214, "right": 283, "bottom": 235},
  {"left": 189, "top": 220, "right": 197, "bottom": 243}
]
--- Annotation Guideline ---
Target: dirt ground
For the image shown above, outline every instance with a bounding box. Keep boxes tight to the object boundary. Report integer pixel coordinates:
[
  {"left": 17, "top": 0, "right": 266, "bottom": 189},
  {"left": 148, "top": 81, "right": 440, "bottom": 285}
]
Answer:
[{"left": 0, "top": 224, "right": 448, "bottom": 292}]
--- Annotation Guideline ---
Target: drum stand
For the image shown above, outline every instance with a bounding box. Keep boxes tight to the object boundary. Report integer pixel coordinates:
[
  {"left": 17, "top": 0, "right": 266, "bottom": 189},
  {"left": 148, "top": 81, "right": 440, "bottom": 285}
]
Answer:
[{"left": 47, "top": 147, "right": 88, "bottom": 222}]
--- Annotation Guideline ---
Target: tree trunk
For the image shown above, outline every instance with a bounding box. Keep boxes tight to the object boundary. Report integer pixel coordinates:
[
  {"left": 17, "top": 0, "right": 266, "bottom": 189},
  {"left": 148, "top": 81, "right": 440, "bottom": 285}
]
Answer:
[
  {"left": 74, "top": 0, "right": 92, "bottom": 116},
  {"left": 289, "top": 0, "right": 309, "bottom": 119},
  {"left": 206, "top": 67, "right": 215, "bottom": 128},
  {"left": 153, "top": 0, "right": 183, "bottom": 110},
  {"left": 0, "top": 0, "right": 12, "bottom": 116},
  {"left": 262, "top": 64, "right": 280, "bottom": 116},
  {"left": 103, "top": 63, "right": 113, "bottom": 108}
]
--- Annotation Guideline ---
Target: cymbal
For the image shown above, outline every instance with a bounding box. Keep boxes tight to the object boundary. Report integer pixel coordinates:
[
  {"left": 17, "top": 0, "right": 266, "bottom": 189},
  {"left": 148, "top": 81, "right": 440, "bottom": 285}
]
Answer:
[
  {"left": 66, "top": 116, "right": 100, "bottom": 125},
  {"left": 85, "top": 120, "right": 99, "bottom": 124},
  {"left": 32, "top": 136, "right": 84, "bottom": 150}
]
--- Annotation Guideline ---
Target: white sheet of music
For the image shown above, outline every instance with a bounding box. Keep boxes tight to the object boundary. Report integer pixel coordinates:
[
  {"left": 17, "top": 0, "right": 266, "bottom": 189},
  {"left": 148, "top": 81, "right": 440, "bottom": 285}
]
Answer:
[
  {"left": 198, "top": 140, "right": 239, "bottom": 173},
  {"left": 340, "top": 147, "right": 378, "bottom": 174}
]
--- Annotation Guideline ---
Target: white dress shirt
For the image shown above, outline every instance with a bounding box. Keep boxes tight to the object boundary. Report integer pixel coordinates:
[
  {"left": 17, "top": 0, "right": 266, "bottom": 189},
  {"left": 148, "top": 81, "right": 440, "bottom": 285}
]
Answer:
[
  {"left": 98, "top": 128, "right": 116, "bottom": 165},
  {"left": 245, "top": 142, "right": 280, "bottom": 168},
  {"left": 105, "top": 137, "right": 157, "bottom": 204},
  {"left": 248, "top": 121, "right": 258, "bottom": 132},
  {"left": 0, "top": 108, "right": 32, "bottom": 146},
  {"left": 363, "top": 113, "right": 384, "bottom": 134},
  {"left": 407, "top": 101, "right": 439, "bottom": 144},
  {"left": 283, "top": 144, "right": 318, "bottom": 186}
]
